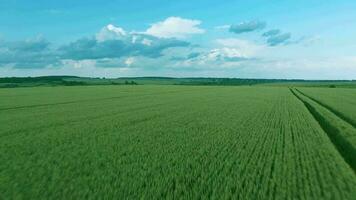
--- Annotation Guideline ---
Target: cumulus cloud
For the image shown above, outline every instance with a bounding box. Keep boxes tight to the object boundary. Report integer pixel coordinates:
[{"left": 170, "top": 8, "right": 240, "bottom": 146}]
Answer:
[
  {"left": 216, "top": 38, "right": 265, "bottom": 57},
  {"left": 125, "top": 57, "right": 135, "bottom": 66},
  {"left": 171, "top": 48, "right": 250, "bottom": 66},
  {"left": 0, "top": 37, "right": 60, "bottom": 68},
  {"left": 96, "top": 24, "right": 127, "bottom": 42},
  {"left": 0, "top": 23, "right": 191, "bottom": 69},
  {"left": 206, "top": 48, "right": 250, "bottom": 62},
  {"left": 145, "top": 17, "right": 205, "bottom": 38},
  {"left": 61, "top": 57, "right": 140, "bottom": 69},
  {"left": 60, "top": 23, "right": 191, "bottom": 62},
  {"left": 141, "top": 38, "right": 153, "bottom": 46},
  {"left": 0, "top": 18, "right": 313, "bottom": 75},
  {"left": 59, "top": 34, "right": 189, "bottom": 61},
  {"left": 169, "top": 47, "right": 253, "bottom": 71},
  {"left": 229, "top": 20, "right": 266, "bottom": 34},
  {"left": 168, "top": 38, "right": 265, "bottom": 70},
  {"left": 173, "top": 49, "right": 253, "bottom": 68},
  {"left": 61, "top": 59, "right": 96, "bottom": 69},
  {"left": 199, "top": 39, "right": 264, "bottom": 64},
  {"left": 57, "top": 23, "right": 191, "bottom": 69}
]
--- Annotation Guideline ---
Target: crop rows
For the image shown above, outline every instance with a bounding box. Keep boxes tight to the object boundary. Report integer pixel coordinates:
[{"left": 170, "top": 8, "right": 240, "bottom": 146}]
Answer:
[
  {"left": 291, "top": 88, "right": 356, "bottom": 171},
  {"left": 1, "top": 86, "right": 356, "bottom": 199},
  {"left": 298, "top": 87, "right": 356, "bottom": 127}
]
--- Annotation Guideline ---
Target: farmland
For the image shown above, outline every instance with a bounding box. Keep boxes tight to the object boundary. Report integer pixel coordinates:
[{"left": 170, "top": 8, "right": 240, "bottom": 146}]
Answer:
[
  {"left": 1, "top": 85, "right": 356, "bottom": 199},
  {"left": 297, "top": 88, "right": 356, "bottom": 127}
]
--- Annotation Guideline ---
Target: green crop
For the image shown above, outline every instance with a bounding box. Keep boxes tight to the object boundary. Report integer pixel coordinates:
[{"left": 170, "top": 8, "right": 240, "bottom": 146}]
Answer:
[
  {"left": 298, "top": 87, "right": 356, "bottom": 127},
  {"left": 1, "top": 85, "right": 355, "bottom": 199}
]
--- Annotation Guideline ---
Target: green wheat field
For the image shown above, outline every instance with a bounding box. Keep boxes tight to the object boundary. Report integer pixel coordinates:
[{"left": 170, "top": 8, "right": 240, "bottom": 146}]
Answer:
[{"left": 1, "top": 85, "right": 356, "bottom": 199}]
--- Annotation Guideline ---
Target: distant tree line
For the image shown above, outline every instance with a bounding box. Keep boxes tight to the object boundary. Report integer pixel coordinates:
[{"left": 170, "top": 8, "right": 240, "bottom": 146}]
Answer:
[{"left": 0, "top": 76, "right": 355, "bottom": 88}]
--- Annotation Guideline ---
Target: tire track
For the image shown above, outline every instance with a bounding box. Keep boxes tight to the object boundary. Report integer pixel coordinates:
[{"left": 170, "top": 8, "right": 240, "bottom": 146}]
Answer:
[
  {"left": 290, "top": 88, "right": 356, "bottom": 173},
  {"left": 295, "top": 88, "right": 356, "bottom": 129}
]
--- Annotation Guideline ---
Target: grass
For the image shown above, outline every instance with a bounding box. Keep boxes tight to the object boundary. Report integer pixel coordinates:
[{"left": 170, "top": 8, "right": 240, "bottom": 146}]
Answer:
[{"left": 1, "top": 85, "right": 356, "bottom": 199}]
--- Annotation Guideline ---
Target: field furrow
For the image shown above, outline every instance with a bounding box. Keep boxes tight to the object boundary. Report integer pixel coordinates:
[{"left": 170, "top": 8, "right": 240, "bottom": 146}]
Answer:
[{"left": 291, "top": 88, "right": 356, "bottom": 172}]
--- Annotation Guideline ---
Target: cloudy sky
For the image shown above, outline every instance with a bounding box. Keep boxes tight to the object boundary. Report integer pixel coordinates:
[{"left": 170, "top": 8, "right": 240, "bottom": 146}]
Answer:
[{"left": 1, "top": 0, "right": 356, "bottom": 79}]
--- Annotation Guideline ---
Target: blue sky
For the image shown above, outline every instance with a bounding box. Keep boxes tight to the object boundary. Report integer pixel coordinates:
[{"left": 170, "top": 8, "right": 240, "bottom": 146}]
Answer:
[{"left": 1, "top": 0, "right": 356, "bottom": 79}]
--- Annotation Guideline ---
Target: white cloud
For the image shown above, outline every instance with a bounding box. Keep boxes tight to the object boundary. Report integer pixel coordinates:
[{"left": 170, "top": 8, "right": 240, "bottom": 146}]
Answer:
[
  {"left": 168, "top": 48, "right": 251, "bottom": 70},
  {"left": 163, "top": 39, "right": 266, "bottom": 70},
  {"left": 125, "top": 57, "right": 135, "bottom": 66},
  {"left": 177, "top": 38, "right": 266, "bottom": 66},
  {"left": 216, "top": 38, "right": 265, "bottom": 57},
  {"left": 107, "top": 24, "right": 126, "bottom": 35},
  {"left": 131, "top": 35, "right": 138, "bottom": 43},
  {"left": 145, "top": 17, "right": 205, "bottom": 38},
  {"left": 214, "top": 25, "right": 230, "bottom": 30},
  {"left": 61, "top": 59, "right": 97, "bottom": 69},
  {"left": 142, "top": 38, "right": 153, "bottom": 46},
  {"left": 207, "top": 47, "right": 248, "bottom": 60},
  {"left": 96, "top": 24, "right": 126, "bottom": 42}
]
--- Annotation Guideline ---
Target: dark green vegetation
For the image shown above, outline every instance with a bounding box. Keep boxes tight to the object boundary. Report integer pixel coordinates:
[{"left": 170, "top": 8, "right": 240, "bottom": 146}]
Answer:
[
  {"left": 298, "top": 88, "right": 356, "bottom": 127},
  {"left": 1, "top": 85, "right": 356, "bottom": 199},
  {"left": 0, "top": 76, "right": 137, "bottom": 88},
  {"left": 1, "top": 76, "right": 355, "bottom": 88},
  {"left": 291, "top": 88, "right": 356, "bottom": 172}
]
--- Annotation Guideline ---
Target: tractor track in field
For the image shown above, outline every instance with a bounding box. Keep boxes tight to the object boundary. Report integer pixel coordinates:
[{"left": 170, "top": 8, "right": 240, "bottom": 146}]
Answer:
[
  {"left": 290, "top": 88, "right": 356, "bottom": 173},
  {"left": 295, "top": 88, "right": 356, "bottom": 129}
]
